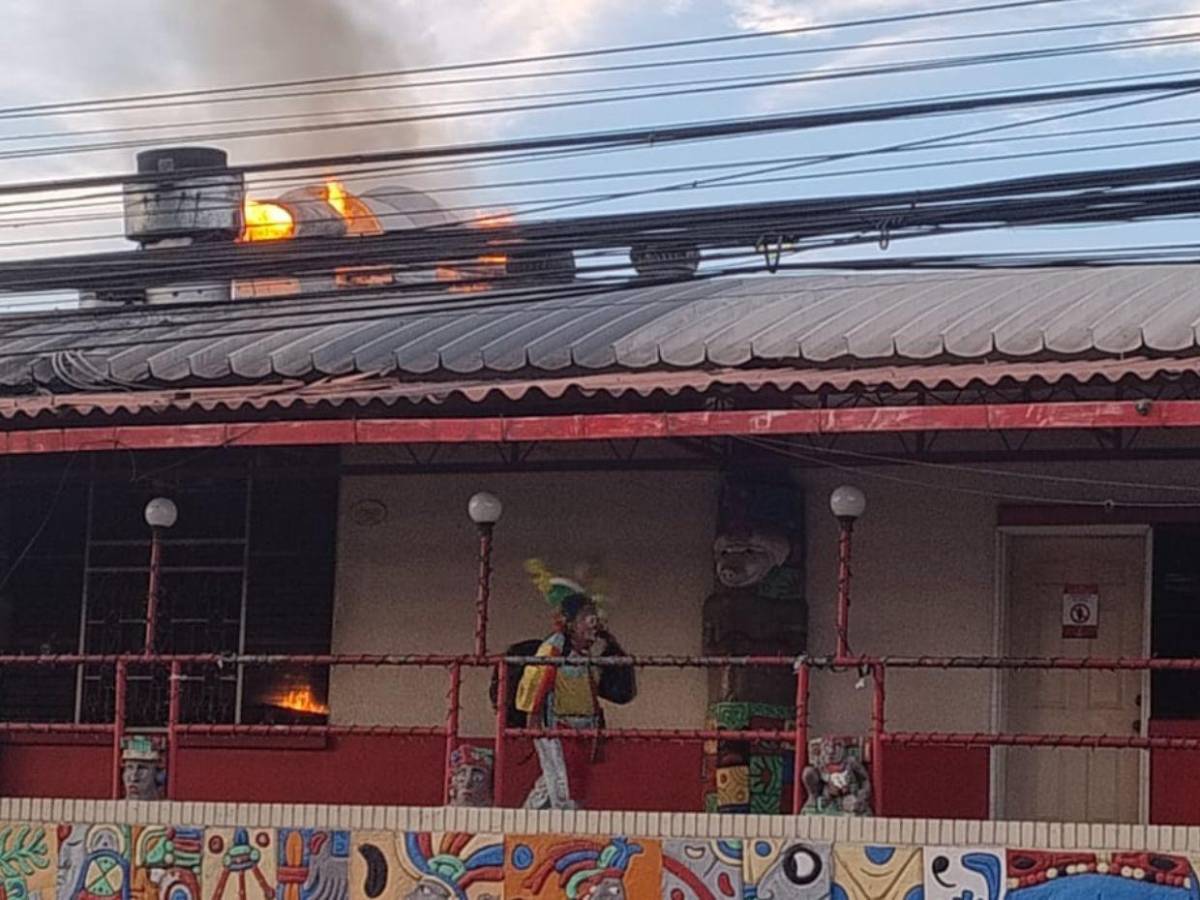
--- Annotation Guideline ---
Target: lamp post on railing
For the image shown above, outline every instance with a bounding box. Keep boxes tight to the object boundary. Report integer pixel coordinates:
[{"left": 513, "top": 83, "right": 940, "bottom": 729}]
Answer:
[
  {"left": 830, "top": 485, "right": 865, "bottom": 664},
  {"left": 468, "top": 492, "right": 502, "bottom": 658},
  {"left": 143, "top": 497, "right": 177, "bottom": 655}
]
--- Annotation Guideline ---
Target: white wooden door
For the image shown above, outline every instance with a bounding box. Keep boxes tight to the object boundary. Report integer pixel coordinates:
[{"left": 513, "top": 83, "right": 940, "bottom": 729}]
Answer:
[{"left": 1003, "top": 534, "right": 1145, "bottom": 823}]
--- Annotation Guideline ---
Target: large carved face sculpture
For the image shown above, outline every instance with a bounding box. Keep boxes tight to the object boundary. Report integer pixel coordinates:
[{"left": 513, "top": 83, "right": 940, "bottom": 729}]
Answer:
[
  {"left": 714, "top": 530, "right": 790, "bottom": 588},
  {"left": 122, "top": 759, "right": 162, "bottom": 799}
]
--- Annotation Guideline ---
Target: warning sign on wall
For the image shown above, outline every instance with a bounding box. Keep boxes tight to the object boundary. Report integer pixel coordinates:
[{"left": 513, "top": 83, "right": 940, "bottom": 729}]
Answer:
[{"left": 1062, "top": 584, "right": 1099, "bottom": 639}]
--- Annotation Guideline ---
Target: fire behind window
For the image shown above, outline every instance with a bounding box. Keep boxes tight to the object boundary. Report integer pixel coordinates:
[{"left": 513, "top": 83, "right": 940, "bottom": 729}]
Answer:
[{"left": 0, "top": 452, "right": 338, "bottom": 727}]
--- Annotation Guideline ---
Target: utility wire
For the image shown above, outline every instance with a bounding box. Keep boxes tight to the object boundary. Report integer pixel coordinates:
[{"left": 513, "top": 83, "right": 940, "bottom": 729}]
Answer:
[
  {"left": 736, "top": 437, "right": 1200, "bottom": 508},
  {"left": 10, "top": 129, "right": 1200, "bottom": 245},
  {"left": 5, "top": 30, "right": 1198, "bottom": 165},
  {"left": 2, "top": 215, "right": 1200, "bottom": 346},
  {"left": 6, "top": 62, "right": 1200, "bottom": 222},
  {"left": 2, "top": 144, "right": 1199, "bottom": 296},
  {"left": 6, "top": 13, "right": 1193, "bottom": 125},
  {"left": 746, "top": 438, "right": 1200, "bottom": 496},
  {"left": 0, "top": 0, "right": 1082, "bottom": 120},
  {"left": 9, "top": 68, "right": 1200, "bottom": 198}
]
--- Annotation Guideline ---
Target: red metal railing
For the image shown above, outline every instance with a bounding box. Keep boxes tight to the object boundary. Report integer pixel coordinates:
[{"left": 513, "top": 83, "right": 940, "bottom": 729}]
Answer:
[{"left": 4, "top": 650, "right": 1200, "bottom": 808}]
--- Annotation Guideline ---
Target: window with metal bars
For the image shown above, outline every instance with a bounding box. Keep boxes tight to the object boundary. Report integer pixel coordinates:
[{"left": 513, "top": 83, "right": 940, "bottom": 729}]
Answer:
[{"left": 0, "top": 451, "right": 339, "bottom": 727}]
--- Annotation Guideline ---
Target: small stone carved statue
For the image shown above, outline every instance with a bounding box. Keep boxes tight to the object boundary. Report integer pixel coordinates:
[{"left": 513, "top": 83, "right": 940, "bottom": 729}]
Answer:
[
  {"left": 121, "top": 735, "right": 164, "bottom": 800},
  {"left": 447, "top": 745, "right": 494, "bottom": 807},
  {"left": 801, "top": 736, "right": 872, "bottom": 815}
]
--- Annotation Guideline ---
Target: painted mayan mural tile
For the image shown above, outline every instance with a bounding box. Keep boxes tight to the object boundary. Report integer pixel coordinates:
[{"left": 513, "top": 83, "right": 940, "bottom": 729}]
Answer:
[
  {"left": 660, "top": 839, "right": 742, "bottom": 900},
  {"left": 1006, "top": 850, "right": 1198, "bottom": 900},
  {"left": 0, "top": 822, "right": 55, "bottom": 900},
  {"left": 58, "top": 825, "right": 131, "bottom": 900},
  {"left": 744, "top": 840, "right": 831, "bottom": 900},
  {"left": 350, "top": 831, "right": 503, "bottom": 900},
  {"left": 274, "top": 830, "right": 350, "bottom": 900},
  {"left": 924, "top": 848, "right": 1005, "bottom": 900},
  {"left": 832, "top": 845, "right": 923, "bottom": 900},
  {"left": 136, "top": 827, "right": 204, "bottom": 900},
  {"left": 57, "top": 824, "right": 199, "bottom": 900},
  {"left": 504, "top": 835, "right": 661, "bottom": 900},
  {"left": 202, "top": 828, "right": 277, "bottom": 900}
]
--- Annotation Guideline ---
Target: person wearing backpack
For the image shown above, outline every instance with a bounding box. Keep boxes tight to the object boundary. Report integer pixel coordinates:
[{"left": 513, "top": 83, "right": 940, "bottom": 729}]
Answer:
[{"left": 507, "top": 561, "right": 635, "bottom": 810}]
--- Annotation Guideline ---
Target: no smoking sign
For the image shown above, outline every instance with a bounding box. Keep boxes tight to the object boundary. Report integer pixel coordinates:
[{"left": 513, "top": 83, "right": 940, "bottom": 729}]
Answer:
[{"left": 1062, "top": 584, "right": 1099, "bottom": 639}]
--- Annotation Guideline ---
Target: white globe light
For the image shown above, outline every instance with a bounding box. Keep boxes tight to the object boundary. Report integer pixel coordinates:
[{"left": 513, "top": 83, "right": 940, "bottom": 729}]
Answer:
[
  {"left": 144, "top": 497, "right": 178, "bottom": 529},
  {"left": 830, "top": 485, "right": 866, "bottom": 520},
  {"left": 468, "top": 492, "right": 503, "bottom": 525}
]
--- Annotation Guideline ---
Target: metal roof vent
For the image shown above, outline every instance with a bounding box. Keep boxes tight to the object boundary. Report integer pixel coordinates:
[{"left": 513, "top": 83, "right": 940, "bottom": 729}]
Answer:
[{"left": 123, "top": 147, "right": 244, "bottom": 247}]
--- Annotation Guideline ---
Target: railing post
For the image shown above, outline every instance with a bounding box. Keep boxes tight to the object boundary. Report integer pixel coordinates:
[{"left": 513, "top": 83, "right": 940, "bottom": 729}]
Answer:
[
  {"left": 474, "top": 527, "right": 494, "bottom": 658},
  {"left": 835, "top": 519, "right": 854, "bottom": 664},
  {"left": 144, "top": 527, "right": 163, "bottom": 655},
  {"left": 792, "top": 658, "right": 810, "bottom": 815},
  {"left": 871, "top": 663, "right": 886, "bottom": 816},
  {"left": 443, "top": 662, "right": 462, "bottom": 805},
  {"left": 167, "top": 660, "right": 181, "bottom": 800},
  {"left": 493, "top": 660, "right": 508, "bottom": 807},
  {"left": 111, "top": 659, "right": 126, "bottom": 800}
]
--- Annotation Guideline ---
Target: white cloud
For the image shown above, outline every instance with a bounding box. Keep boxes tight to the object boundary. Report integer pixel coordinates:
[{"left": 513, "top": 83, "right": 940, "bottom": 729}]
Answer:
[{"left": 726, "top": 0, "right": 929, "bottom": 34}]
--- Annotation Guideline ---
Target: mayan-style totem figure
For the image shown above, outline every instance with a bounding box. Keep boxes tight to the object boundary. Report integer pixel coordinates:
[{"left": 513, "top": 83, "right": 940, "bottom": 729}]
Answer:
[
  {"left": 702, "top": 470, "right": 805, "bottom": 814},
  {"left": 801, "top": 735, "right": 873, "bottom": 815},
  {"left": 447, "top": 745, "right": 494, "bottom": 807},
  {"left": 121, "top": 734, "right": 165, "bottom": 800},
  {"left": 515, "top": 560, "right": 635, "bottom": 810}
]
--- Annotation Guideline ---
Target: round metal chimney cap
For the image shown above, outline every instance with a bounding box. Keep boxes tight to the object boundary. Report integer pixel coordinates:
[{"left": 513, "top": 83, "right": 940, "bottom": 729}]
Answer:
[{"left": 136, "top": 146, "right": 228, "bottom": 175}]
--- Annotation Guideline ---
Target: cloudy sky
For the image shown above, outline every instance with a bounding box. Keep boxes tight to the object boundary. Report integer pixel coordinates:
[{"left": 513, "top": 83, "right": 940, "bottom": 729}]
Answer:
[{"left": 0, "top": 0, "right": 1197, "bottom": 264}]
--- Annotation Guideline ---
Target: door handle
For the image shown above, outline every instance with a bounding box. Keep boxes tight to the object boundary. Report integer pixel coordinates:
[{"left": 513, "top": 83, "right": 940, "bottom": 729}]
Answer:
[{"left": 1132, "top": 720, "right": 1141, "bottom": 734}]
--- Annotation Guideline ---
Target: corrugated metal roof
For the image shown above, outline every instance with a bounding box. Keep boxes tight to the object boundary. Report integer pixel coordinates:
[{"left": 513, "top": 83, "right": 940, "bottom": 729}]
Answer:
[
  {"left": 6, "top": 356, "right": 1194, "bottom": 420},
  {"left": 5, "top": 266, "right": 1200, "bottom": 390}
]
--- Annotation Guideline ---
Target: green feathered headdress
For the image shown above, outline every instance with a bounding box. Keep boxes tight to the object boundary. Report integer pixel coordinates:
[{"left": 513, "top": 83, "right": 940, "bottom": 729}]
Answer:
[{"left": 525, "top": 558, "right": 607, "bottom": 615}]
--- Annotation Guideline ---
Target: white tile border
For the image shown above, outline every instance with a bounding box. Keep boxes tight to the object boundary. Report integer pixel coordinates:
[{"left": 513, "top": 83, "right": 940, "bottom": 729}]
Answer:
[{"left": 2, "top": 799, "right": 1195, "bottom": 852}]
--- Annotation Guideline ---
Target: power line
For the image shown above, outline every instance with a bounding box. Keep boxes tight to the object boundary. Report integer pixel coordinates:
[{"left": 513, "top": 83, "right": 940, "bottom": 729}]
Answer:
[
  {"left": 6, "top": 11, "right": 1193, "bottom": 126},
  {"left": 2, "top": 144, "right": 1200, "bottom": 296},
  {"left": 5, "top": 69, "right": 1200, "bottom": 201},
  {"left": 0, "top": 0, "right": 1083, "bottom": 120},
  {"left": 5, "top": 62, "right": 1200, "bottom": 223},
  {"left": 6, "top": 30, "right": 1197, "bottom": 166},
  {"left": 746, "top": 438, "right": 1200, "bottom": 496},
  {"left": 736, "top": 437, "right": 1200, "bottom": 507},
  {"left": 10, "top": 128, "right": 1200, "bottom": 246}
]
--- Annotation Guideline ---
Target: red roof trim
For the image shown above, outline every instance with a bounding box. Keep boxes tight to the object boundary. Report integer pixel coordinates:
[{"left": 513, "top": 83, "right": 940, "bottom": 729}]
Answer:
[{"left": 0, "top": 398, "right": 1195, "bottom": 457}]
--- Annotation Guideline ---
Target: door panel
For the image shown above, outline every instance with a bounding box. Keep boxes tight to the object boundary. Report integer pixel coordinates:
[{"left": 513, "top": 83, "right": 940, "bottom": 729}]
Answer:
[{"left": 1003, "top": 534, "right": 1145, "bottom": 823}]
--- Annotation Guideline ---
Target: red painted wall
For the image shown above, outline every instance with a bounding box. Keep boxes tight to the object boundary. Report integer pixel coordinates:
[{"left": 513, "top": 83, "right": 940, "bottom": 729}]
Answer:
[
  {"left": 0, "top": 735, "right": 704, "bottom": 809},
  {"left": 1148, "top": 721, "right": 1200, "bottom": 825},
  {"left": 877, "top": 744, "right": 991, "bottom": 819},
  {"left": 0, "top": 737, "right": 991, "bottom": 820}
]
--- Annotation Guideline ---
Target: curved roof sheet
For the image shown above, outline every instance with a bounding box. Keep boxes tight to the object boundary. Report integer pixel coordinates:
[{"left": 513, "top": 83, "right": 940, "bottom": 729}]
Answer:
[{"left": 2, "top": 266, "right": 1198, "bottom": 389}]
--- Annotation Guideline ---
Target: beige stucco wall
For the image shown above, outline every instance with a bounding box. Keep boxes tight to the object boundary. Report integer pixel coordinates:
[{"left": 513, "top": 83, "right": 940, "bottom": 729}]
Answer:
[
  {"left": 329, "top": 451, "right": 1200, "bottom": 738},
  {"left": 330, "top": 469, "right": 719, "bottom": 735},
  {"left": 803, "top": 457, "right": 1200, "bottom": 737}
]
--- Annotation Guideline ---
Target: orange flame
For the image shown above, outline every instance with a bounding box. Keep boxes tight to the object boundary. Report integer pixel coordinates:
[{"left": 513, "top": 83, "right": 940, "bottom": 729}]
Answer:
[
  {"left": 241, "top": 199, "right": 294, "bottom": 242},
  {"left": 436, "top": 210, "right": 513, "bottom": 291},
  {"left": 274, "top": 686, "right": 329, "bottom": 715},
  {"left": 325, "top": 180, "right": 383, "bottom": 237}
]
